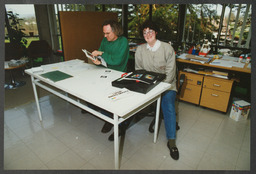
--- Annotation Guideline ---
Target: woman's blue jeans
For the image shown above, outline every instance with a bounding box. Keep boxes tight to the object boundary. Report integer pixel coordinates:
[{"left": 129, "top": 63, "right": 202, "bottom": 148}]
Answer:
[{"left": 161, "top": 90, "right": 177, "bottom": 140}]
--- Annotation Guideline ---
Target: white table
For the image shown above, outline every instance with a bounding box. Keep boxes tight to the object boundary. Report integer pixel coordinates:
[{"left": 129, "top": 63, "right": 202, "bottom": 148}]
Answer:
[{"left": 25, "top": 59, "right": 171, "bottom": 169}]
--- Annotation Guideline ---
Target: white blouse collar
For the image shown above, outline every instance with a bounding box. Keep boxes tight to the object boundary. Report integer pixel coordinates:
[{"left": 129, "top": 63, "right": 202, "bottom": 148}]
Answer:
[{"left": 146, "top": 40, "right": 161, "bottom": 52}]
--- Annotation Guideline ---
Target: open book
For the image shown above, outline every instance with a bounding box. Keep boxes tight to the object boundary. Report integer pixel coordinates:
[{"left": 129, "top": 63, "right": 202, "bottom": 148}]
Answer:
[
  {"left": 82, "top": 49, "right": 96, "bottom": 61},
  {"left": 82, "top": 49, "right": 107, "bottom": 67}
]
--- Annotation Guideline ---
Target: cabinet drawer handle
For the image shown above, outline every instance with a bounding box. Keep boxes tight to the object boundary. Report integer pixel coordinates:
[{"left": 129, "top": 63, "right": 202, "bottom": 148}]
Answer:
[
  {"left": 187, "top": 78, "right": 193, "bottom": 81},
  {"left": 185, "top": 88, "right": 192, "bottom": 90},
  {"left": 211, "top": 94, "right": 219, "bottom": 97},
  {"left": 213, "top": 84, "right": 221, "bottom": 87}
]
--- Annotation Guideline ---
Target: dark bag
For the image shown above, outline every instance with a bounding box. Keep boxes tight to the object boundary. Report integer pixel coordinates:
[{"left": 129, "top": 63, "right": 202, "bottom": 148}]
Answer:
[{"left": 112, "top": 70, "right": 166, "bottom": 94}]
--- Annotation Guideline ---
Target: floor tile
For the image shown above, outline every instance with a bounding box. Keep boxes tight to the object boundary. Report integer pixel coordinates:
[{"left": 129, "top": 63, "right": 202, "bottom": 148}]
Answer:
[
  {"left": 79, "top": 161, "right": 98, "bottom": 170},
  {"left": 26, "top": 137, "right": 69, "bottom": 163},
  {"left": 126, "top": 142, "right": 168, "bottom": 170},
  {"left": 205, "top": 141, "right": 240, "bottom": 166},
  {"left": 3, "top": 94, "right": 251, "bottom": 170},
  {"left": 46, "top": 149, "right": 86, "bottom": 169},
  {"left": 158, "top": 157, "right": 195, "bottom": 170},
  {"left": 87, "top": 147, "right": 128, "bottom": 170},
  {"left": 235, "top": 150, "right": 250, "bottom": 170},
  {"left": 4, "top": 140, "right": 31, "bottom": 167},
  {"left": 4, "top": 126, "right": 21, "bottom": 149},
  {"left": 70, "top": 136, "right": 108, "bottom": 162},
  {"left": 4, "top": 150, "right": 46, "bottom": 170},
  {"left": 197, "top": 153, "right": 236, "bottom": 170}
]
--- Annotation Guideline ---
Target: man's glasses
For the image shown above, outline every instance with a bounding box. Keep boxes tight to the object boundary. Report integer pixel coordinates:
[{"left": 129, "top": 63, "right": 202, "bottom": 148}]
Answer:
[
  {"left": 143, "top": 29, "right": 155, "bottom": 36},
  {"left": 103, "top": 32, "right": 111, "bottom": 36}
]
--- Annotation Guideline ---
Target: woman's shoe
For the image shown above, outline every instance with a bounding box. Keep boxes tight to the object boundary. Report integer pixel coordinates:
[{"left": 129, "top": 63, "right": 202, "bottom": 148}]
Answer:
[
  {"left": 108, "top": 128, "right": 125, "bottom": 141},
  {"left": 101, "top": 122, "right": 113, "bottom": 133},
  {"left": 167, "top": 142, "right": 179, "bottom": 160}
]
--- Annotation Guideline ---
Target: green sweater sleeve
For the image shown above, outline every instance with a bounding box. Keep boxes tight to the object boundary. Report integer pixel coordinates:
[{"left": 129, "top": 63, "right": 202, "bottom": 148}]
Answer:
[{"left": 98, "top": 36, "right": 129, "bottom": 72}]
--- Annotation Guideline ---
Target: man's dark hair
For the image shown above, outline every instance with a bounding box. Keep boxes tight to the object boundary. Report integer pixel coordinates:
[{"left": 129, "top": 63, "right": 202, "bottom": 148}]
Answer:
[{"left": 102, "top": 20, "right": 123, "bottom": 37}]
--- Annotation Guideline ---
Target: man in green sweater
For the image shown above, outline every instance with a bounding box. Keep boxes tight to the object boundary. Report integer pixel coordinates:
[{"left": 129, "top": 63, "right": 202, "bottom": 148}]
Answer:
[
  {"left": 91, "top": 20, "right": 129, "bottom": 72},
  {"left": 91, "top": 20, "right": 130, "bottom": 140}
]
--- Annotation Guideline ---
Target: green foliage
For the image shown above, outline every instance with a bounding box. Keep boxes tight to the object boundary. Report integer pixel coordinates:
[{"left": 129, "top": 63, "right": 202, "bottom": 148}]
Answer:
[
  {"left": 127, "top": 4, "right": 220, "bottom": 43},
  {"left": 127, "top": 4, "right": 179, "bottom": 42},
  {"left": 62, "top": 4, "right": 251, "bottom": 46},
  {"left": 6, "top": 11, "right": 27, "bottom": 47}
]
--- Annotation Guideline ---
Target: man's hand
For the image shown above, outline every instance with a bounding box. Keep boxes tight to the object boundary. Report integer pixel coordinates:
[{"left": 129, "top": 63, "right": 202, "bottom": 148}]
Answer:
[
  {"left": 92, "top": 50, "right": 104, "bottom": 57},
  {"left": 92, "top": 58, "right": 101, "bottom": 65}
]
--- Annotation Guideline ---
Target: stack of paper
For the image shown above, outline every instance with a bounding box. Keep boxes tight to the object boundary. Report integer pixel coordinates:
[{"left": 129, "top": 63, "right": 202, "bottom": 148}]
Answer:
[{"left": 32, "top": 67, "right": 44, "bottom": 73}]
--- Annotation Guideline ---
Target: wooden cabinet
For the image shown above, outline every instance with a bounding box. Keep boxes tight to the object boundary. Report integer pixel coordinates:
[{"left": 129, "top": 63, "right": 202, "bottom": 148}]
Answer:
[
  {"left": 200, "top": 76, "right": 233, "bottom": 112},
  {"left": 178, "top": 71, "right": 234, "bottom": 112},
  {"left": 178, "top": 71, "right": 204, "bottom": 105}
]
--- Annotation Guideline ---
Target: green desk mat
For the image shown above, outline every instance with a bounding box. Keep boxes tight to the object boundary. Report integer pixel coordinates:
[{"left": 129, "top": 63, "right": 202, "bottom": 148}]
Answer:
[{"left": 40, "top": 70, "right": 73, "bottom": 82}]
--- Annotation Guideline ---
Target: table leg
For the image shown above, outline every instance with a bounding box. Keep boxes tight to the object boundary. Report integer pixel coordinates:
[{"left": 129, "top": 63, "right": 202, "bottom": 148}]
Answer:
[
  {"left": 113, "top": 113, "right": 119, "bottom": 169},
  {"left": 154, "top": 96, "right": 161, "bottom": 143},
  {"left": 30, "top": 76, "right": 43, "bottom": 121}
]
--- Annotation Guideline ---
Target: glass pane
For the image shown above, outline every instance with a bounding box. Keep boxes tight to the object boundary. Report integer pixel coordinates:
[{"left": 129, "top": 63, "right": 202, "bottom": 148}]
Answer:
[{"left": 5, "top": 4, "right": 39, "bottom": 47}]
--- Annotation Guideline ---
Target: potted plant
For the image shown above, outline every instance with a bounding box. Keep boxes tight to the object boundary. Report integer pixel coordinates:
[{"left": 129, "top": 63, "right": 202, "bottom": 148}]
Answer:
[{"left": 5, "top": 10, "right": 28, "bottom": 50}]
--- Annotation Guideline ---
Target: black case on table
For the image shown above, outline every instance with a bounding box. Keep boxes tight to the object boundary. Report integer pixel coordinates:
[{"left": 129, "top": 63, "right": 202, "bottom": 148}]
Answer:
[{"left": 112, "top": 70, "right": 166, "bottom": 94}]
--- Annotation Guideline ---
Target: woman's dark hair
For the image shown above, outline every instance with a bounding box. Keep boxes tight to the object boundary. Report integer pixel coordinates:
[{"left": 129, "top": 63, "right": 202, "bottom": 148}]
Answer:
[
  {"left": 140, "top": 19, "right": 159, "bottom": 37},
  {"left": 102, "top": 20, "right": 123, "bottom": 37}
]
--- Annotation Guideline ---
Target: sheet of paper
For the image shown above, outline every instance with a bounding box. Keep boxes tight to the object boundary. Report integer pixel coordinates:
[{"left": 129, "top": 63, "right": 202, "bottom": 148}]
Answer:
[
  {"left": 177, "top": 53, "right": 188, "bottom": 59},
  {"left": 98, "top": 56, "right": 107, "bottom": 67},
  {"left": 108, "top": 88, "right": 132, "bottom": 101},
  {"left": 210, "top": 59, "right": 232, "bottom": 67},
  {"left": 5, "top": 62, "right": 9, "bottom": 68},
  {"left": 82, "top": 49, "right": 96, "bottom": 61},
  {"left": 231, "top": 62, "right": 245, "bottom": 68},
  {"left": 32, "top": 67, "right": 44, "bottom": 73},
  {"left": 221, "top": 55, "right": 239, "bottom": 62}
]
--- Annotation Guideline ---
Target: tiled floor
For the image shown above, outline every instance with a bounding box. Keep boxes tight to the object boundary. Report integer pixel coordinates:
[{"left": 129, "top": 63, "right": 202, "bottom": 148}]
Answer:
[{"left": 4, "top": 92, "right": 250, "bottom": 170}]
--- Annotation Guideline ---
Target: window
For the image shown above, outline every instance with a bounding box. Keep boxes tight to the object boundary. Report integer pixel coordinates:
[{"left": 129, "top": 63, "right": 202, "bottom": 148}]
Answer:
[{"left": 5, "top": 4, "right": 39, "bottom": 47}]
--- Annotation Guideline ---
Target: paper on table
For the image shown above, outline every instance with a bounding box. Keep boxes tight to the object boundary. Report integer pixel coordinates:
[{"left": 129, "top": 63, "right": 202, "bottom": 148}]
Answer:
[
  {"left": 108, "top": 88, "right": 132, "bottom": 101},
  {"left": 210, "top": 59, "right": 232, "bottom": 67},
  {"left": 177, "top": 53, "right": 188, "bottom": 59},
  {"left": 221, "top": 55, "right": 239, "bottom": 62},
  {"left": 32, "top": 66, "right": 44, "bottom": 73},
  {"left": 231, "top": 62, "right": 245, "bottom": 68},
  {"left": 5, "top": 62, "right": 9, "bottom": 68},
  {"left": 177, "top": 53, "right": 210, "bottom": 64}
]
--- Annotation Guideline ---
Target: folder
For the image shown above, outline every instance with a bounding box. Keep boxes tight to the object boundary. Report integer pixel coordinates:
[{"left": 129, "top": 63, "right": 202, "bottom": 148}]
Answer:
[
  {"left": 112, "top": 70, "right": 166, "bottom": 94},
  {"left": 40, "top": 70, "right": 73, "bottom": 82}
]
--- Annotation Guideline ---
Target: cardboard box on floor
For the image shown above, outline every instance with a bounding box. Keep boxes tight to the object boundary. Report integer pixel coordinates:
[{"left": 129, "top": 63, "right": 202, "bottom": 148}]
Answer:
[{"left": 230, "top": 100, "right": 251, "bottom": 121}]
